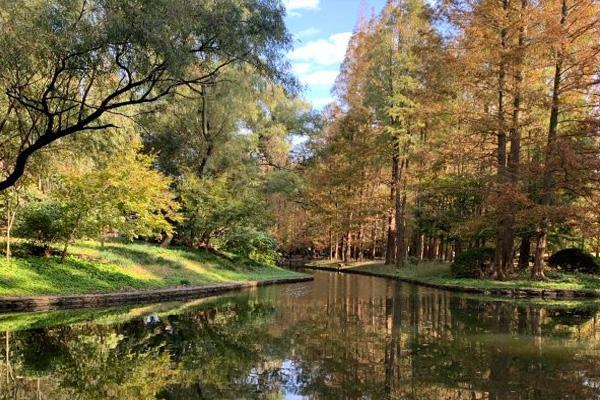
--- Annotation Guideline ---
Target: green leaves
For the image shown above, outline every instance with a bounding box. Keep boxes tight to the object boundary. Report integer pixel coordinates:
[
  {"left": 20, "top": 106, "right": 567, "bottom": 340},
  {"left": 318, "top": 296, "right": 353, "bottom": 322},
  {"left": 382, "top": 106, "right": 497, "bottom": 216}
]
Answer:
[
  {"left": 0, "top": 0, "right": 294, "bottom": 191},
  {"left": 16, "top": 145, "right": 178, "bottom": 253},
  {"left": 177, "top": 173, "right": 278, "bottom": 263},
  {"left": 15, "top": 201, "right": 70, "bottom": 248}
]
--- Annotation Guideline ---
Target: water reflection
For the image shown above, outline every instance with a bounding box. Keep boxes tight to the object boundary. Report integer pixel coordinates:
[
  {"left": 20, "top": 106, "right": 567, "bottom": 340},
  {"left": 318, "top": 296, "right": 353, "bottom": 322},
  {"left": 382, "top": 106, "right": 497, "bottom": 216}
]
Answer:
[{"left": 0, "top": 272, "right": 599, "bottom": 399}]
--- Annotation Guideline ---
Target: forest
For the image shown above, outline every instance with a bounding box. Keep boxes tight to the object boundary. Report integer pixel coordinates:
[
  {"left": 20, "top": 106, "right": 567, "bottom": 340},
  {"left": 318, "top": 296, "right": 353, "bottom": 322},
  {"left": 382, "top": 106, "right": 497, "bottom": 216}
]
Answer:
[
  {"left": 0, "top": 0, "right": 599, "bottom": 297},
  {"left": 290, "top": 0, "right": 600, "bottom": 283},
  {"left": 0, "top": 0, "right": 317, "bottom": 282},
  {"left": 1, "top": 1, "right": 600, "bottom": 399}
]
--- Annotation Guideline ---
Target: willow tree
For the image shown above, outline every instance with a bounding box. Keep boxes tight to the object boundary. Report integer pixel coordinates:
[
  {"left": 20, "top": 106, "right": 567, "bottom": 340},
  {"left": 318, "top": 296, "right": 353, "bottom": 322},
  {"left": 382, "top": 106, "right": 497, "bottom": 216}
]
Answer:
[{"left": 0, "top": 0, "right": 292, "bottom": 192}]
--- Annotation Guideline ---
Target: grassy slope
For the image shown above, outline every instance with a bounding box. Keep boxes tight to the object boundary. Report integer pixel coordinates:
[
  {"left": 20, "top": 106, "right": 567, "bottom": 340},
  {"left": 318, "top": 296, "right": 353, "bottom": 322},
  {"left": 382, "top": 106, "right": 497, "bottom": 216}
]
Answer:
[
  {"left": 0, "top": 240, "right": 302, "bottom": 297},
  {"left": 310, "top": 259, "right": 600, "bottom": 294}
]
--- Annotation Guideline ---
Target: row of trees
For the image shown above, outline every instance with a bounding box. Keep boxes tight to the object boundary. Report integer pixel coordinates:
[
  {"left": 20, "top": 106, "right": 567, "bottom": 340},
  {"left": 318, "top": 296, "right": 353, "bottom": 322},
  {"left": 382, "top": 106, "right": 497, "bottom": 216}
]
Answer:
[
  {"left": 294, "top": 0, "right": 600, "bottom": 278},
  {"left": 0, "top": 0, "right": 315, "bottom": 264}
]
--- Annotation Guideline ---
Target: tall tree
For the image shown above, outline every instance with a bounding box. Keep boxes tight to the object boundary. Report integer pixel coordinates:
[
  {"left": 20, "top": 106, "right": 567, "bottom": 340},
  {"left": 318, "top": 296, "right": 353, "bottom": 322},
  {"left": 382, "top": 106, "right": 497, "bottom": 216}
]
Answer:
[
  {"left": 532, "top": 0, "right": 600, "bottom": 277},
  {"left": 0, "top": 0, "right": 292, "bottom": 191}
]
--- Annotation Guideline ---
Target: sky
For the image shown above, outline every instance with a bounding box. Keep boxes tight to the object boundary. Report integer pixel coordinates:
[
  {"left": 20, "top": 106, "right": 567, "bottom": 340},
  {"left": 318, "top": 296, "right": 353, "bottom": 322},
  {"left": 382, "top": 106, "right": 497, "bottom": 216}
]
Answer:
[{"left": 283, "top": 0, "right": 387, "bottom": 110}]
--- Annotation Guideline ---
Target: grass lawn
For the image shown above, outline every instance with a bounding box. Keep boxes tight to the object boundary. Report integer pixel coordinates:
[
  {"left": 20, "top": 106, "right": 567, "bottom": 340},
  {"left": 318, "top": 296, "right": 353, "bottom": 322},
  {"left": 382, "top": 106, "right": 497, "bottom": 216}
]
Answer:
[
  {"left": 309, "top": 259, "right": 600, "bottom": 294},
  {"left": 0, "top": 240, "right": 303, "bottom": 297}
]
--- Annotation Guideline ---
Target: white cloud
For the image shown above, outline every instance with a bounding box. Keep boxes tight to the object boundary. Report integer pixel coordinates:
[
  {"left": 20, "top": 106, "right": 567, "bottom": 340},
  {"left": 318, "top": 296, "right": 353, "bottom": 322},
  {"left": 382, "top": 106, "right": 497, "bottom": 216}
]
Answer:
[
  {"left": 283, "top": 0, "right": 320, "bottom": 11},
  {"left": 289, "top": 32, "right": 352, "bottom": 66},
  {"left": 300, "top": 70, "right": 339, "bottom": 86},
  {"left": 292, "top": 63, "right": 313, "bottom": 76}
]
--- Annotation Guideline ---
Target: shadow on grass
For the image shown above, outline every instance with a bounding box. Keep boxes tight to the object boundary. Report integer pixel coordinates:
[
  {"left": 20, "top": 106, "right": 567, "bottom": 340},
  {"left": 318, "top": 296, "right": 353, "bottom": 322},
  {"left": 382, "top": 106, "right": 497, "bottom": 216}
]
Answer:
[
  {"left": 78, "top": 241, "right": 254, "bottom": 272},
  {"left": 0, "top": 239, "right": 292, "bottom": 297},
  {"left": 75, "top": 242, "right": 188, "bottom": 270},
  {"left": 0, "top": 256, "right": 155, "bottom": 296},
  {"left": 72, "top": 242, "right": 260, "bottom": 285}
]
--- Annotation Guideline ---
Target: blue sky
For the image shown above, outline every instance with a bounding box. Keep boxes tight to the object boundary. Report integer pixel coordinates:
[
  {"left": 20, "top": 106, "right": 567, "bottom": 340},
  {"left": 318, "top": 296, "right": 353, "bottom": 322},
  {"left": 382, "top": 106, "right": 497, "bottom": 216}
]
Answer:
[{"left": 283, "top": 0, "right": 387, "bottom": 109}]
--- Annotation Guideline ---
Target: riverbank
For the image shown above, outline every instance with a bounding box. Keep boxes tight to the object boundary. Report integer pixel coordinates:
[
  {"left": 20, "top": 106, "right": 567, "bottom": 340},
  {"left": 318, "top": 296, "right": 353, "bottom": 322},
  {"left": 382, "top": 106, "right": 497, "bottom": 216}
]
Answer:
[
  {"left": 0, "top": 241, "right": 307, "bottom": 298},
  {"left": 0, "top": 276, "right": 313, "bottom": 312},
  {"left": 304, "top": 260, "right": 600, "bottom": 299}
]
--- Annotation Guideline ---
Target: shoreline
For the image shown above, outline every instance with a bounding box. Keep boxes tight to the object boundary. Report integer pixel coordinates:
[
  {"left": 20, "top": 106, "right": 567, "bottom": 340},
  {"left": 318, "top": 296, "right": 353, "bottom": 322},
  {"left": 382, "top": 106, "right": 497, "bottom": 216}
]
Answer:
[
  {"left": 0, "top": 275, "right": 314, "bottom": 312},
  {"left": 300, "top": 265, "right": 599, "bottom": 299}
]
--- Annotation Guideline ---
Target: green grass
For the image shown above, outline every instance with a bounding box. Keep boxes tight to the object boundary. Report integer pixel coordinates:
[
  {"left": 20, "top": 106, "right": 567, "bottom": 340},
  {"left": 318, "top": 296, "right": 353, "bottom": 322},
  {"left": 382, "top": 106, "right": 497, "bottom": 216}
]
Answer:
[
  {"left": 310, "top": 259, "right": 600, "bottom": 294},
  {"left": 0, "top": 240, "right": 302, "bottom": 297}
]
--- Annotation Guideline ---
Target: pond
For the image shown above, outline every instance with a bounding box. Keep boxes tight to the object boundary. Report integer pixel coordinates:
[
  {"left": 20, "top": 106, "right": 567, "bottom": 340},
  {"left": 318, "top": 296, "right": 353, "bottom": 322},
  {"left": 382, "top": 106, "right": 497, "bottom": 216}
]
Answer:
[{"left": 0, "top": 271, "right": 599, "bottom": 399}]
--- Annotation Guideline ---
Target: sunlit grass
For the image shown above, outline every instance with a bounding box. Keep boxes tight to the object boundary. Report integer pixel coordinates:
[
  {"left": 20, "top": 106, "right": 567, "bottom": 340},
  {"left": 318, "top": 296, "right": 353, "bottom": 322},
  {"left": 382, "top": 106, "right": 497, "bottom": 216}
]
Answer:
[
  {"left": 347, "top": 261, "right": 600, "bottom": 293},
  {"left": 0, "top": 240, "right": 302, "bottom": 297}
]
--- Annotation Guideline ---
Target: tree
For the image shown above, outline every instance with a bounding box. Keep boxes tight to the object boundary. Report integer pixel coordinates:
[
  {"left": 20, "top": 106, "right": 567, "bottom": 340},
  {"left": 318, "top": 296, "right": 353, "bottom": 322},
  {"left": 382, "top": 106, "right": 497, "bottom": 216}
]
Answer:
[
  {"left": 531, "top": 0, "right": 600, "bottom": 278},
  {"left": 0, "top": 0, "right": 293, "bottom": 192},
  {"left": 290, "top": 0, "right": 599, "bottom": 280},
  {"left": 141, "top": 60, "right": 315, "bottom": 261},
  {"left": 177, "top": 174, "right": 273, "bottom": 252},
  {"left": 17, "top": 145, "right": 178, "bottom": 259}
]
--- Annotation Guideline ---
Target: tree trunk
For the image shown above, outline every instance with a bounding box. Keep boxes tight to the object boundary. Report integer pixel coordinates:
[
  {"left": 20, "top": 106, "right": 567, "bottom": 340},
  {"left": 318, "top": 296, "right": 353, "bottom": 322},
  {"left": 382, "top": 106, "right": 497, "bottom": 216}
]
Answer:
[
  {"left": 386, "top": 140, "right": 399, "bottom": 265},
  {"left": 429, "top": 236, "right": 436, "bottom": 259},
  {"left": 395, "top": 191, "right": 406, "bottom": 268},
  {"left": 532, "top": 218, "right": 548, "bottom": 279},
  {"left": 198, "top": 84, "right": 213, "bottom": 177},
  {"left": 357, "top": 224, "right": 364, "bottom": 261},
  {"left": 440, "top": 237, "right": 446, "bottom": 261},
  {"left": 446, "top": 240, "right": 453, "bottom": 262},
  {"left": 395, "top": 156, "right": 408, "bottom": 268},
  {"left": 329, "top": 228, "right": 334, "bottom": 260},
  {"left": 370, "top": 221, "right": 377, "bottom": 259},
  {"left": 408, "top": 231, "right": 417, "bottom": 257},
  {"left": 160, "top": 232, "right": 173, "bottom": 248},
  {"left": 5, "top": 208, "right": 16, "bottom": 262},
  {"left": 518, "top": 236, "right": 531, "bottom": 269},
  {"left": 381, "top": 217, "right": 388, "bottom": 260},
  {"left": 334, "top": 234, "right": 339, "bottom": 260},
  {"left": 61, "top": 240, "right": 70, "bottom": 262},
  {"left": 344, "top": 231, "right": 352, "bottom": 262}
]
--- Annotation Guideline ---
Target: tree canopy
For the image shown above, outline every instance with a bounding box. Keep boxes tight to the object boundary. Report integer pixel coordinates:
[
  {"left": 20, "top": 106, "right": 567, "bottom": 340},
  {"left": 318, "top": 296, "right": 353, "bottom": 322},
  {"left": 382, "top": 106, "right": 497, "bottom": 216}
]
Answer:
[{"left": 0, "top": 0, "right": 293, "bottom": 191}]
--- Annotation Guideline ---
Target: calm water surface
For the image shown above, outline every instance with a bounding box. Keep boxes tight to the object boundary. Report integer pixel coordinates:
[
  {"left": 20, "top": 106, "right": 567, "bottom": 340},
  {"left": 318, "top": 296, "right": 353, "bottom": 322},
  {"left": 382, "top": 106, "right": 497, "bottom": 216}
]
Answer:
[{"left": 0, "top": 271, "right": 599, "bottom": 399}]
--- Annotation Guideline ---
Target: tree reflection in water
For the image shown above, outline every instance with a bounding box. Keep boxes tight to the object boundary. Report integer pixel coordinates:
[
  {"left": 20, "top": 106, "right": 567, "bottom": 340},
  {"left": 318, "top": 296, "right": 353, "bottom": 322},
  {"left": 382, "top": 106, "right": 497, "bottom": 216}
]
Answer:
[{"left": 0, "top": 271, "right": 599, "bottom": 399}]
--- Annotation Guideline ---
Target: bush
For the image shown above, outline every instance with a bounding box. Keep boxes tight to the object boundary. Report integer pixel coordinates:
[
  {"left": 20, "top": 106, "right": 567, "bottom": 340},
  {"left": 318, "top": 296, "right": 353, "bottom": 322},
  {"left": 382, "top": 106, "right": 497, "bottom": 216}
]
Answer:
[
  {"left": 450, "top": 247, "right": 495, "bottom": 278},
  {"left": 406, "top": 255, "right": 419, "bottom": 266},
  {"left": 548, "top": 248, "right": 600, "bottom": 274},
  {"left": 219, "top": 228, "right": 280, "bottom": 266},
  {"left": 15, "top": 201, "right": 69, "bottom": 254}
]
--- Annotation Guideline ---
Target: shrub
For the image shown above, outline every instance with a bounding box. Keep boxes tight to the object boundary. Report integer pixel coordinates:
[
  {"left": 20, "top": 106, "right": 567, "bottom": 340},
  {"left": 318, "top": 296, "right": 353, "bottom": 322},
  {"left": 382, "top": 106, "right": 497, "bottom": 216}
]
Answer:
[
  {"left": 406, "top": 255, "right": 419, "bottom": 266},
  {"left": 450, "top": 247, "right": 495, "bottom": 278},
  {"left": 219, "top": 228, "right": 280, "bottom": 266},
  {"left": 548, "top": 248, "right": 600, "bottom": 274},
  {"left": 15, "top": 201, "right": 70, "bottom": 255}
]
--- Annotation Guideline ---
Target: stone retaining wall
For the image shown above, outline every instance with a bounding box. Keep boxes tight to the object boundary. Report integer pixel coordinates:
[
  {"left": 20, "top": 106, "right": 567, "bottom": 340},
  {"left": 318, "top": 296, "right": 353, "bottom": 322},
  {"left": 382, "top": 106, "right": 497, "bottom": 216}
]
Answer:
[{"left": 0, "top": 275, "right": 314, "bottom": 312}]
